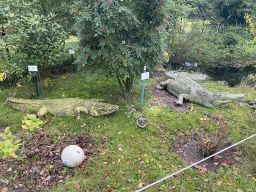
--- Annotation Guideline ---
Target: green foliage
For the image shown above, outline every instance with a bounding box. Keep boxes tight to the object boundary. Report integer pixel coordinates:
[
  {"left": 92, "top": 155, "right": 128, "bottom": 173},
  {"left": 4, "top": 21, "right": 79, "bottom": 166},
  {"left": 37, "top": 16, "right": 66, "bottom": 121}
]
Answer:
[
  {"left": 21, "top": 114, "right": 43, "bottom": 132},
  {"left": 0, "top": 0, "right": 68, "bottom": 80},
  {"left": 0, "top": 39, "right": 9, "bottom": 73},
  {"left": 214, "top": 0, "right": 256, "bottom": 25},
  {"left": 25, "top": 0, "right": 76, "bottom": 35},
  {"left": 0, "top": 127, "right": 22, "bottom": 158},
  {"left": 166, "top": 19, "right": 256, "bottom": 85},
  {"left": 244, "top": 13, "right": 256, "bottom": 43},
  {"left": 72, "top": 0, "right": 173, "bottom": 91}
]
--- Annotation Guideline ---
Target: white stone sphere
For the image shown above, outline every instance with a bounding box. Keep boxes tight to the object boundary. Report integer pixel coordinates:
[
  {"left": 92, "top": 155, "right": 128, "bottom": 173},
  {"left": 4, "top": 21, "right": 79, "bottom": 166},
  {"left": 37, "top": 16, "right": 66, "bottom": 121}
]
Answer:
[{"left": 61, "top": 145, "right": 85, "bottom": 167}]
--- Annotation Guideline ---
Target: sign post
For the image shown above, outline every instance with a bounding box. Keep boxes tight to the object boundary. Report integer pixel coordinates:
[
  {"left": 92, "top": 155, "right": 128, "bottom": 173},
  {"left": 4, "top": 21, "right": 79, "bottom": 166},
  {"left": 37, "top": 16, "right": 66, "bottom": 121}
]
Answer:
[
  {"left": 28, "top": 64, "right": 39, "bottom": 98},
  {"left": 141, "top": 66, "right": 149, "bottom": 106},
  {"left": 69, "top": 46, "right": 75, "bottom": 73}
]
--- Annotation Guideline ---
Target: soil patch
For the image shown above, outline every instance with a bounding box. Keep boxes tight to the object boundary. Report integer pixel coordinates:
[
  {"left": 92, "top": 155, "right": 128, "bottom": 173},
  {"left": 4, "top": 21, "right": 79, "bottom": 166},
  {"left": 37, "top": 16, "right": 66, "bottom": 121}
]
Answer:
[
  {"left": 172, "top": 135, "right": 242, "bottom": 172},
  {"left": 0, "top": 129, "right": 96, "bottom": 192}
]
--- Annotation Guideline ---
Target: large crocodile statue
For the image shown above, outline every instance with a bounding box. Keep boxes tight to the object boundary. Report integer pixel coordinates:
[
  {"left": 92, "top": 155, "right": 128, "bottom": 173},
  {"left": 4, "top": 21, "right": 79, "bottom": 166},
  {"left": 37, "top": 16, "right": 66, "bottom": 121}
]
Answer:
[
  {"left": 7, "top": 97, "right": 119, "bottom": 118},
  {"left": 156, "top": 72, "right": 244, "bottom": 107}
]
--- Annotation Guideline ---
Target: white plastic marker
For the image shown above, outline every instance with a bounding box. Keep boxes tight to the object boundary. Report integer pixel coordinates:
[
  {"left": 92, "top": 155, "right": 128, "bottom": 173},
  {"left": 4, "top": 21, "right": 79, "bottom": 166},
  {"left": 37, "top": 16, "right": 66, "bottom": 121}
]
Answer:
[
  {"left": 69, "top": 47, "right": 76, "bottom": 72},
  {"left": 28, "top": 64, "right": 39, "bottom": 97},
  {"left": 141, "top": 66, "right": 149, "bottom": 105},
  {"left": 136, "top": 133, "right": 256, "bottom": 192},
  {"left": 28, "top": 65, "right": 38, "bottom": 72}
]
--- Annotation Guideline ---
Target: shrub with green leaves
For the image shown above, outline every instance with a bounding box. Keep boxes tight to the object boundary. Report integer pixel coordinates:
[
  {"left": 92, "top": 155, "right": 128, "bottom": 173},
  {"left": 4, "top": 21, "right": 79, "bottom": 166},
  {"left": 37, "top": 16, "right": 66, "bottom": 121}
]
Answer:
[
  {"left": 0, "top": 0, "right": 68, "bottom": 80},
  {"left": 72, "top": 0, "right": 176, "bottom": 92},
  {"left": 0, "top": 127, "right": 22, "bottom": 159},
  {"left": 22, "top": 114, "right": 43, "bottom": 132}
]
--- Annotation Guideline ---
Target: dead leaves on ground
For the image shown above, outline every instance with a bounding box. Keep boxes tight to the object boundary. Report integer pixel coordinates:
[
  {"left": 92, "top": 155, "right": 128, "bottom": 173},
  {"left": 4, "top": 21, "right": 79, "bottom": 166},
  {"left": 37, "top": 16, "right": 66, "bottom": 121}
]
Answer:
[{"left": 0, "top": 130, "right": 96, "bottom": 191}]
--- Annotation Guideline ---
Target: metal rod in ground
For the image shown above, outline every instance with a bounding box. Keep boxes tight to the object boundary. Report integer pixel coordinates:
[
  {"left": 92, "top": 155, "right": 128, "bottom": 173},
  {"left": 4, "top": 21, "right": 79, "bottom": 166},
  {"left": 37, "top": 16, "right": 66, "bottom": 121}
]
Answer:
[
  {"left": 32, "top": 63, "right": 39, "bottom": 98},
  {"left": 34, "top": 75, "right": 39, "bottom": 98},
  {"left": 135, "top": 133, "right": 256, "bottom": 192}
]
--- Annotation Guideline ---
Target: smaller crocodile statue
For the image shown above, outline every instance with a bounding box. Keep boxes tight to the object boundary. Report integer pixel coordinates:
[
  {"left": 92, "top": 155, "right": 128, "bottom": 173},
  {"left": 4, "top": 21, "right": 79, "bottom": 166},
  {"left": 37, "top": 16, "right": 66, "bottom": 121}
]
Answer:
[
  {"left": 156, "top": 72, "right": 244, "bottom": 107},
  {"left": 126, "top": 104, "right": 147, "bottom": 128},
  {"left": 7, "top": 97, "right": 119, "bottom": 119}
]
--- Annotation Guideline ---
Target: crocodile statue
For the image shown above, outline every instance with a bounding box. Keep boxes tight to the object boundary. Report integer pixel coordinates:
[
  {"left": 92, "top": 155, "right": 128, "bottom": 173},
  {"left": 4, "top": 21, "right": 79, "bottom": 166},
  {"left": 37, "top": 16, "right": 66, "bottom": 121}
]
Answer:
[
  {"left": 7, "top": 97, "right": 119, "bottom": 118},
  {"left": 156, "top": 72, "right": 244, "bottom": 107},
  {"left": 126, "top": 104, "right": 147, "bottom": 128}
]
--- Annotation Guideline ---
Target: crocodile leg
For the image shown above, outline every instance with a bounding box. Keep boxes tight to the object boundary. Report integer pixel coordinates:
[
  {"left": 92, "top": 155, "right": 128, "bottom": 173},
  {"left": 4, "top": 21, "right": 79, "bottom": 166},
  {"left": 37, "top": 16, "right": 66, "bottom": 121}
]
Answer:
[
  {"left": 75, "top": 106, "right": 89, "bottom": 119},
  {"left": 37, "top": 106, "right": 48, "bottom": 116},
  {"left": 175, "top": 94, "right": 189, "bottom": 105}
]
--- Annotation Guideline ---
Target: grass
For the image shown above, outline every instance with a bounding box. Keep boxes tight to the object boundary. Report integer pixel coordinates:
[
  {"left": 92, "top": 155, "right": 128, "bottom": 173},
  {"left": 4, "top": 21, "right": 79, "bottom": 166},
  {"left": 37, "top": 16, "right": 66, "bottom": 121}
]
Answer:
[{"left": 0, "top": 68, "right": 255, "bottom": 192}]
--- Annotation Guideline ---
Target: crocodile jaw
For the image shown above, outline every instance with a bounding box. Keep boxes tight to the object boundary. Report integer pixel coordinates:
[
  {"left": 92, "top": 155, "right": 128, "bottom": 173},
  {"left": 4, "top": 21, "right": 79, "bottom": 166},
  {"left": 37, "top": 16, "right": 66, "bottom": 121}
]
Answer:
[
  {"left": 90, "top": 104, "right": 119, "bottom": 116},
  {"left": 212, "top": 93, "right": 244, "bottom": 106}
]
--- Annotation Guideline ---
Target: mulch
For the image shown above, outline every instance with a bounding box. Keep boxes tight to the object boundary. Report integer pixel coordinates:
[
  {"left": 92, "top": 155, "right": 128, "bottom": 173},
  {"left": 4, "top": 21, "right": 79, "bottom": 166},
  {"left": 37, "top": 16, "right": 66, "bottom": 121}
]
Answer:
[{"left": 0, "top": 129, "right": 96, "bottom": 192}]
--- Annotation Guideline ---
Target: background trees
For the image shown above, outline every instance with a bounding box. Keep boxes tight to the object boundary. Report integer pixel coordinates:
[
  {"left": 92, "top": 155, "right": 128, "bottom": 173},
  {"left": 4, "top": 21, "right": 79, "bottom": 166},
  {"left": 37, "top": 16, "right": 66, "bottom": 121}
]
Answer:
[{"left": 0, "top": 0, "right": 255, "bottom": 88}]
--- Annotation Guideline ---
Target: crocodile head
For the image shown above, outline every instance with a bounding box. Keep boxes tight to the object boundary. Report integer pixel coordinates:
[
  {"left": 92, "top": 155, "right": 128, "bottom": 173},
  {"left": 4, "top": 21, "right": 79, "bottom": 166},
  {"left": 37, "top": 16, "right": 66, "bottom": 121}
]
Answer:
[
  {"left": 212, "top": 92, "right": 244, "bottom": 106},
  {"left": 90, "top": 103, "right": 119, "bottom": 116}
]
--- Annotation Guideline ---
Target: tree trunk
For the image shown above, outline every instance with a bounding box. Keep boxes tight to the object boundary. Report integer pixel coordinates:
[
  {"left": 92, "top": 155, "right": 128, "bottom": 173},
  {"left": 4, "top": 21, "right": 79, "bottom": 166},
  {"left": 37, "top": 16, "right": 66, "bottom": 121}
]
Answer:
[{"left": 116, "top": 74, "right": 133, "bottom": 92}]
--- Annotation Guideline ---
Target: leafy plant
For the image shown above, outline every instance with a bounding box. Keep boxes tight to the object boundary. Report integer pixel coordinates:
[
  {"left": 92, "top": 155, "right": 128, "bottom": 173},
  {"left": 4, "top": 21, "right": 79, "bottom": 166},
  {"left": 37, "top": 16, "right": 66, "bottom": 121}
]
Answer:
[
  {"left": 0, "top": 0, "right": 68, "bottom": 80},
  {"left": 72, "top": 0, "right": 180, "bottom": 92},
  {"left": 22, "top": 114, "right": 43, "bottom": 132},
  {"left": 0, "top": 127, "right": 22, "bottom": 158},
  {"left": 244, "top": 13, "right": 256, "bottom": 43}
]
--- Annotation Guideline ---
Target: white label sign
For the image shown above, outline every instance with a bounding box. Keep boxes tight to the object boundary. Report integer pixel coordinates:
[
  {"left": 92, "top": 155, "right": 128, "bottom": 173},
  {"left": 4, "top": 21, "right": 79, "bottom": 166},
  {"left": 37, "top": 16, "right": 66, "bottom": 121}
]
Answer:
[
  {"left": 69, "top": 49, "right": 75, "bottom": 54},
  {"left": 28, "top": 65, "right": 38, "bottom": 72},
  {"left": 141, "top": 72, "right": 149, "bottom": 80}
]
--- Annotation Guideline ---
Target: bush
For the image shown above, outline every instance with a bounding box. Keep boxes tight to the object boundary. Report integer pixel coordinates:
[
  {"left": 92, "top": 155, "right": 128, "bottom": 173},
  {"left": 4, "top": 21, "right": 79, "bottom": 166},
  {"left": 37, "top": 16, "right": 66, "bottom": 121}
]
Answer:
[
  {"left": 1, "top": 0, "right": 68, "bottom": 81},
  {"left": 72, "top": 0, "right": 173, "bottom": 92}
]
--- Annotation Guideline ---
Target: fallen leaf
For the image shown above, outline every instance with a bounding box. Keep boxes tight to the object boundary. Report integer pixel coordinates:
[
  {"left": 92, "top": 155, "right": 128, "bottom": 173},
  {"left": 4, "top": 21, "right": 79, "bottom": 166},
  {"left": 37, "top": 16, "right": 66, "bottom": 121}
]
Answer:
[
  {"left": 236, "top": 189, "right": 243, "bottom": 192},
  {"left": 103, "top": 171, "right": 110, "bottom": 177},
  {"left": 127, "top": 160, "right": 132, "bottom": 165},
  {"left": 41, "top": 118, "right": 52, "bottom": 127},
  {"left": 107, "top": 186, "right": 115, "bottom": 192},
  {"left": 233, "top": 170, "right": 238, "bottom": 175},
  {"left": 145, "top": 159, "right": 149, "bottom": 164},
  {"left": 226, "top": 182, "right": 234, "bottom": 186},
  {"left": 117, "top": 131, "right": 122, "bottom": 134},
  {"left": 159, "top": 164, "right": 162, "bottom": 169},
  {"left": 138, "top": 183, "right": 143, "bottom": 188},
  {"left": 76, "top": 184, "right": 81, "bottom": 190},
  {"left": 168, "top": 186, "right": 176, "bottom": 191},
  {"left": 216, "top": 181, "right": 223, "bottom": 186},
  {"left": 204, "top": 182, "right": 207, "bottom": 189},
  {"left": 252, "top": 177, "right": 256, "bottom": 181},
  {"left": 194, "top": 165, "right": 208, "bottom": 174}
]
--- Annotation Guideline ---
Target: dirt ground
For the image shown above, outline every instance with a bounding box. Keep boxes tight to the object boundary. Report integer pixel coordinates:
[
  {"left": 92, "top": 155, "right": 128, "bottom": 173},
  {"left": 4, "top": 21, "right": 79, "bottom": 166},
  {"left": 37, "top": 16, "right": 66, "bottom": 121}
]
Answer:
[{"left": 0, "top": 129, "right": 96, "bottom": 192}]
